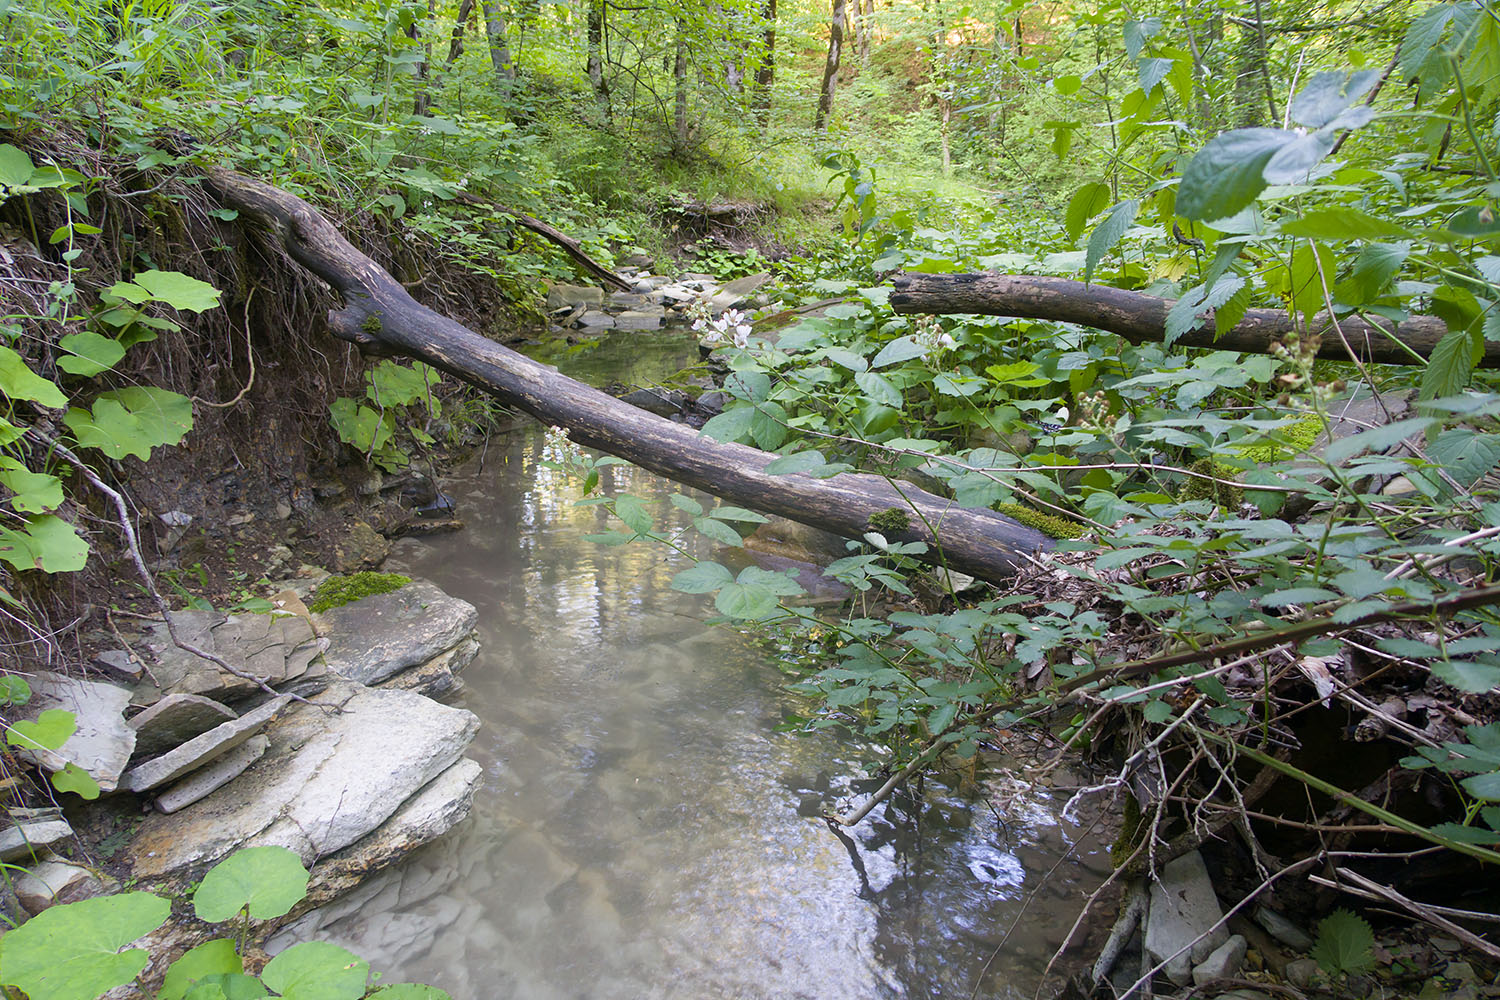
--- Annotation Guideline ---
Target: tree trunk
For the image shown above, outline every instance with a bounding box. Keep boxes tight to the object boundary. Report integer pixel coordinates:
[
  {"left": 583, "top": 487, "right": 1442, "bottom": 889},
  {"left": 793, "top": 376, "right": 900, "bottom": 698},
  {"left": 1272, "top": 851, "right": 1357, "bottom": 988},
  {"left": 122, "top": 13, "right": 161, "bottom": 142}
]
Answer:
[
  {"left": 754, "top": 0, "right": 776, "bottom": 124},
  {"left": 482, "top": 0, "right": 516, "bottom": 92},
  {"left": 586, "top": 0, "right": 610, "bottom": 119},
  {"left": 814, "top": 0, "right": 846, "bottom": 134},
  {"left": 445, "top": 0, "right": 476, "bottom": 67},
  {"left": 674, "top": 19, "right": 690, "bottom": 146},
  {"left": 409, "top": 0, "right": 435, "bottom": 118},
  {"left": 202, "top": 168, "right": 1051, "bottom": 581},
  {"left": 888, "top": 272, "right": 1497, "bottom": 368},
  {"left": 856, "top": 0, "right": 871, "bottom": 64}
]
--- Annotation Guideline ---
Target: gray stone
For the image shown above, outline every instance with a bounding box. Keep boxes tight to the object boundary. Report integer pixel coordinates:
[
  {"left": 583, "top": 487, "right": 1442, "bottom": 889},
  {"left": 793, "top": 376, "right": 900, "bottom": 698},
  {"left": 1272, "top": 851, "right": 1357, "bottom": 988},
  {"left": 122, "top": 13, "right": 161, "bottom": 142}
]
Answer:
[
  {"left": 545, "top": 283, "right": 603, "bottom": 311},
  {"left": 1284, "top": 957, "right": 1321, "bottom": 989},
  {"left": 0, "top": 818, "right": 72, "bottom": 861},
  {"left": 123, "top": 695, "right": 290, "bottom": 793},
  {"left": 92, "top": 649, "right": 144, "bottom": 683},
  {"left": 128, "top": 694, "right": 238, "bottom": 759},
  {"left": 1193, "top": 934, "right": 1248, "bottom": 986},
  {"left": 318, "top": 579, "right": 479, "bottom": 686},
  {"left": 15, "top": 859, "right": 109, "bottom": 914},
  {"left": 380, "top": 635, "right": 480, "bottom": 698},
  {"left": 332, "top": 521, "right": 390, "bottom": 572},
  {"left": 577, "top": 311, "right": 615, "bottom": 329},
  {"left": 614, "top": 310, "right": 663, "bottom": 331},
  {"left": 1145, "top": 850, "right": 1229, "bottom": 986},
  {"left": 157, "top": 510, "right": 192, "bottom": 554},
  {"left": 15, "top": 672, "right": 135, "bottom": 792},
  {"left": 1253, "top": 906, "right": 1314, "bottom": 950},
  {"left": 607, "top": 291, "right": 652, "bottom": 310},
  {"left": 131, "top": 609, "right": 324, "bottom": 706},
  {"left": 126, "top": 680, "right": 479, "bottom": 878},
  {"left": 154, "top": 734, "right": 270, "bottom": 814}
]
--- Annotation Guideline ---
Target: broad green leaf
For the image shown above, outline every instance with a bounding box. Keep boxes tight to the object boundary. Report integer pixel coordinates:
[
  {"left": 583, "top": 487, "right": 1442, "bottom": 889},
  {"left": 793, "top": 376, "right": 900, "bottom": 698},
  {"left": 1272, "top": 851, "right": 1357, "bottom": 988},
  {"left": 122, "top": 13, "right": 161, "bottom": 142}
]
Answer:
[
  {"left": 1178, "top": 129, "right": 1290, "bottom": 221},
  {"left": 764, "top": 450, "right": 827, "bottom": 475},
  {"left": 121, "top": 270, "right": 222, "bottom": 312},
  {"left": 194, "top": 846, "right": 310, "bottom": 923},
  {"left": 0, "top": 143, "right": 35, "bottom": 188},
  {"left": 1432, "top": 659, "right": 1500, "bottom": 694},
  {"left": 1449, "top": 206, "right": 1500, "bottom": 239},
  {"left": 65, "top": 388, "right": 195, "bottom": 462},
  {"left": 1065, "top": 181, "right": 1110, "bottom": 243},
  {"left": 737, "top": 565, "right": 806, "bottom": 596},
  {"left": 1262, "top": 130, "right": 1336, "bottom": 185},
  {"left": 871, "top": 335, "right": 927, "bottom": 368},
  {"left": 1084, "top": 200, "right": 1139, "bottom": 283},
  {"left": 700, "top": 405, "right": 754, "bottom": 443},
  {"left": 0, "top": 892, "right": 170, "bottom": 1000},
  {"left": 328, "top": 399, "right": 391, "bottom": 454},
  {"left": 1427, "top": 429, "right": 1500, "bottom": 488},
  {"left": 1462, "top": 770, "right": 1500, "bottom": 800},
  {"left": 159, "top": 938, "right": 243, "bottom": 1000},
  {"left": 259, "top": 941, "right": 369, "bottom": 1000},
  {"left": 1137, "top": 57, "right": 1173, "bottom": 95},
  {"left": 1165, "top": 276, "right": 1245, "bottom": 347},
  {"left": 1336, "top": 242, "right": 1409, "bottom": 305},
  {"left": 854, "top": 371, "right": 902, "bottom": 406},
  {"left": 0, "top": 458, "right": 63, "bottom": 512},
  {"left": 1122, "top": 16, "right": 1160, "bottom": 59},
  {"left": 1421, "top": 328, "right": 1480, "bottom": 401},
  {"left": 367, "top": 361, "right": 438, "bottom": 407},
  {"left": 1401, "top": 4, "right": 1459, "bottom": 80},
  {"left": 668, "top": 494, "right": 703, "bottom": 516},
  {"left": 671, "top": 561, "right": 733, "bottom": 594},
  {"left": 0, "top": 515, "right": 90, "bottom": 572},
  {"left": 0, "top": 345, "right": 67, "bottom": 407},
  {"left": 57, "top": 331, "right": 127, "bottom": 377},
  {"left": 0, "top": 675, "right": 31, "bottom": 705},
  {"left": 7, "top": 707, "right": 76, "bottom": 751},
  {"left": 693, "top": 516, "right": 744, "bottom": 548},
  {"left": 51, "top": 761, "right": 101, "bottom": 799},
  {"left": 1280, "top": 209, "right": 1411, "bottom": 241},
  {"left": 1289, "top": 70, "right": 1381, "bottom": 129},
  {"left": 1310, "top": 909, "right": 1375, "bottom": 976},
  {"left": 714, "top": 581, "right": 778, "bottom": 619},
  {"left": 709, "top": 506, "right": 768, "bottom": 522}
]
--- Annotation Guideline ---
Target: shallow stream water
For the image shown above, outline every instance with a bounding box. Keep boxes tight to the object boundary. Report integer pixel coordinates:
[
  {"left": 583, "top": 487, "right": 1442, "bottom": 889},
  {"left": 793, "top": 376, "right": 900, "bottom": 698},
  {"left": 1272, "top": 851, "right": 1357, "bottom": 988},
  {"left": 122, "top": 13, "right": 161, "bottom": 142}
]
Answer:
[{"left": 278, "top": 334, "right": 1111, "bottom": 999}]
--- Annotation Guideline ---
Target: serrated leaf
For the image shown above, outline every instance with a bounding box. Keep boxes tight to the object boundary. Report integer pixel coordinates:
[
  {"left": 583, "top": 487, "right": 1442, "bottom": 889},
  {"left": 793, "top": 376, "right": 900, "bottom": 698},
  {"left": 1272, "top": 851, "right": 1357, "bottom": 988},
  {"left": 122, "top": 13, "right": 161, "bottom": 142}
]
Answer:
[
  {"left": 1311, "top": 909, "right": 1375, "bottom": 976},
  {"left": 0, "top": 344, "right": 67, "bottom": 407},
  {"left": 259, "top": 941, "right": 368, "bottom": 1000},
  {"left": 1166, "top": 276, "right": 1245, "bottom": 347},
  {"left": 1427, "top": 429, "right": 1500, "bottom": 489},
  {"left": 57, "top": 331, "right": 127, "bottom": 377},
  {"left": 614, "top": 494, "right": 653, "bottom": 536},
  {"left": 1178, "top": 129, "right": 1291, "bottom": 222},
  {"left": 1421, "top": 328, "right": 1480, "bottom": 401},
  {"left": 0, "top": 892, "right": 170, "bottom": 1000},
  {"left": 1463, "top": 771, "right": 1500, "bottom": 800},
  {"left": 1065, "top": 181, "right": 1111, "bottom": 243},
  {"left": 194, "top": 846, "right": 310, "bottom": 923},
  {"left": 1084, "top": 200, "right": 1139, "bottom": 283},
  {"left": 1401, "top": 4, "right": 1459, "bottom": 80},
  {"left": 694, "top": 516, "right": 744, "bottom": 548},
  {"left": 1289, "top": 70, "right": 1381, "bottom": 128},
  {"left": 764, "top": 450, "right": 826, "bottom": 475},
  {"left": 714, "top": 581, "right": 778, "bottom": 619},
  {"left": 671, "top": 561, "right": 734, "bottom": 594},
  {"left": 1432, "top": 659, "right": 1500, "bottom": 694},
  {"left": 1137, "top": 57, "right": 1173, "bottom": 95},
  {"left": 668, "top": 494, "right": 703, "bottom": 516}
]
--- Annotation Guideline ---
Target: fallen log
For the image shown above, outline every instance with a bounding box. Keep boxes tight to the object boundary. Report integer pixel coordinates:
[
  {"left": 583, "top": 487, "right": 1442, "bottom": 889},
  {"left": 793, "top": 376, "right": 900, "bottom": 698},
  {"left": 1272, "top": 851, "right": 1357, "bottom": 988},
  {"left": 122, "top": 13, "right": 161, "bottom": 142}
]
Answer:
[
  {"left": 888, "top": 272, "right": 1496, "bottom": 368},
  {"left": 454, "top": 191, "right": 632, "bottom": 292},
  {"left": 204, "top": 168, "right": 1050, "bottom": 579}
]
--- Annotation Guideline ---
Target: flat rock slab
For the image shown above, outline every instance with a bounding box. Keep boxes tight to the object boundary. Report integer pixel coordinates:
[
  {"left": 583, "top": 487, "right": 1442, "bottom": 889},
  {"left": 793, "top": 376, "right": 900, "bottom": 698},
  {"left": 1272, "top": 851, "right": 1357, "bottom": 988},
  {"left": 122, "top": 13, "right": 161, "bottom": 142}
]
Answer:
[
  {"left": 129, "top": 693, "right": 238, "bottom": 759},
  {"left": 317, "top": 579, "right": 479, "bottom": 686},
  {"left": 128, "top": 610, "right": 323, "bottom": 706},
  {"left": 16, "top": 859, "right": 109, "bottom": 914},
  {"left": 614, "top": 311, "right": 663, "bottom": 331},
  {"left": 382, "top": 635, "right": 480, "bottom": 699},
  {"left": 17, "top": 672, "right": 134, "bottom": 792},
  {"left": 546, "top": 283, "right": 603, "bottom": 311},
  {"left": 124, "top": 695, "right": 290, "bottom": 793},
  {"left": 0, "top": 818, "right": 73, "bottom": 862},
  {"left": 154, "top": 733, "right": 270, "bottom": 814},
  {"left": 126, "top": 680, "right": 479, "bottom": 878},
  {"left": 1146, "top": 850, "right": 1229, "bottom": 986}
]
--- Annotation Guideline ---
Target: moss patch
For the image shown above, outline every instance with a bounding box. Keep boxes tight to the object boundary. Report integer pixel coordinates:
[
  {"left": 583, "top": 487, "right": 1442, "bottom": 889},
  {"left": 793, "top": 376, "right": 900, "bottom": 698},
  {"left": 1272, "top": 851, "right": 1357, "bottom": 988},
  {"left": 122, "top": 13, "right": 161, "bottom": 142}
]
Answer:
[
  {"left": 308, "top": 572, "right": 411, "bottom": 613},
  {"left": 994, "top": 503, "right": 1087, "bottom": 539},
  {"left": 867, "top": 507, "right": 911, "bottom": 535},
  {"left": 1236, "top": 414, "right": 1323, "bottom": 464},
  {"left": 1179, "top": 458, "right": 1245, "bottom": 509}
]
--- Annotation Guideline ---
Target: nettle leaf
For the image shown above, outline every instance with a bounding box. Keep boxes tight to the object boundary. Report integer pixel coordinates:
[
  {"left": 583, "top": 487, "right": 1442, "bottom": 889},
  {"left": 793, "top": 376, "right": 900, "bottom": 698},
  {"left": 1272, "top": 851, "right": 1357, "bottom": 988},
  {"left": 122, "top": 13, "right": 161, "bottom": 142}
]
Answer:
[
  {"left": 1065, "top": 181, "right": 1111, "bottom": 243},
  {"left": 259, "top": 941, "right": 369, "bottom": 1000},
  {"left": 56, "top": 331, "right": 127, "bottom": 377},
  {"left": 1165, "top": 276, "right": 1245, "bottom": 347},
  {"left": 0, "top": 344, "right": 67, "bottom": 408},
  {"left": 0, "top": 514, "right": 90, "bottom": 573},
  {"left": 1336, "top": 241, "right": 1409, "bottom": 305},
  {"left": 1281, "top": 209, "right": 1412, "bottom": 242},
  {"left": 1427, "top": 429, "right": 1500, "bottom": 488},
  {"left": 1122, "top": 16, "right": 1161, "bottom": 59},
  {"left": 0, "top": 457, "right": 64, "bottom": 512},
  {"left": 1401, "top": 3, "right": 1460, "bottom": 81},
  {"left": 613, "top": 494, "right": 653, "bottom": 536},
  {"left": 159, "top": 939, "right": 244, "bottom": 1000},
  {"left": 694, "top": 516, "right": 744, "bottom": 548},
  {"left": 1421, "top": 328, "right": 1481, "bottom": 401},
  {"left": 0, "top": 891, "right": 170, "bottom": 1000},
  {"left": 1084, "top": 200, "right": 1139, "bottom": 283},
  {"left": 1310, "top": 909, "right": 1376, "bottom": 976},
  {"left": 1137, "top": 56, "right": 1173, "bottom": 95},
  {"left": 1177, "top": 129, "right": 1290, "bottom": 222},
  {"left": 671, "top": 561, "right": 733, "bottom": 594},
  {"left": 194, "top": 846, "right": 310, "bottom": 923},
  {"left": 1432, "top": 659, "right": 1500, "bottom": 694}
]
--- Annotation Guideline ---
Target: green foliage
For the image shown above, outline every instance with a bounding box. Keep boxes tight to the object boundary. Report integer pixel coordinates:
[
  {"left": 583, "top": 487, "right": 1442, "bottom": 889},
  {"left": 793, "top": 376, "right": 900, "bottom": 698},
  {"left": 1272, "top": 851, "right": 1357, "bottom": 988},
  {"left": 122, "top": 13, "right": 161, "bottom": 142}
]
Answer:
[
  {"left": 992, "top": 503, "right": 1086, "bottom": 539},
  {"left": 1311, "top": 909, "right": 1377, "bottom": 977},
  {"left": 307, "top": 573, "right": 412, "bottom": 614},
  {"left": 329, "top": 361, "right": 442, "bottom": 473},
  {"left": 0, "top": 846, "right": 448, "bottom": 1000}
]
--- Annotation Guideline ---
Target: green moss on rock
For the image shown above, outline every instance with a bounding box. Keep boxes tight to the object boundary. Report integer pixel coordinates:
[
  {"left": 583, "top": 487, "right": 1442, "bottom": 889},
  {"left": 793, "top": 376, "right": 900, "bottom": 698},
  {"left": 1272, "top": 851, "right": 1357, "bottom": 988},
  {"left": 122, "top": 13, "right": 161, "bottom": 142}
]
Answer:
[
  {"left": 308, "top": 572, "right": 411, "bottom": 613},
  {"left": 1179, "top": 458, "right": 1244, "bottom": 509},
  {"left": 1236, "top": 415, "right": 1322, "bottom": 464},
  {"left": 993, "top": 503, "right": 1087, "bottom": 539},
  {"left": 867, "top": 507, "right": 911, "bottom": 534}
]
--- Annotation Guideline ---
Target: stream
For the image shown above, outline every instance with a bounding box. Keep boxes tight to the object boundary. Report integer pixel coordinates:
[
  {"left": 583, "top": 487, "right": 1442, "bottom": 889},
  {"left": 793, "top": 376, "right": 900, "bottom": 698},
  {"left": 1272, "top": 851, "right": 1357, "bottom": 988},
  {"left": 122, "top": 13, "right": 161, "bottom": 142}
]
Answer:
[{"left": 276, "top": 333, "right": 1113, "bottom": 999}]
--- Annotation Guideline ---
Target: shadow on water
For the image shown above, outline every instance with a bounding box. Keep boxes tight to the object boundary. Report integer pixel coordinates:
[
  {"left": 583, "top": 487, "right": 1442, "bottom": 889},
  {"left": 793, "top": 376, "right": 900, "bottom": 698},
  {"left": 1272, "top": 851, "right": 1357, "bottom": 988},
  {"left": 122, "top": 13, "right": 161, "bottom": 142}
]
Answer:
[{"left": 270, "top": 333, "right": 1112, "bottom": 999}]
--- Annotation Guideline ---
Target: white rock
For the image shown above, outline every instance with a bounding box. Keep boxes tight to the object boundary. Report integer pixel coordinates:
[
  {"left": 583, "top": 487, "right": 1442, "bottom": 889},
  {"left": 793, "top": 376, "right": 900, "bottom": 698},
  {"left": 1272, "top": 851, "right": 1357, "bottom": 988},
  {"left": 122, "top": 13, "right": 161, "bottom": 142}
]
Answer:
[
  {"left": 1193, "top": 933, "right": 1248, "bottom": 986},
  {"left": 1145, "top": 850, "right": 1229, "bottom": 986},
  {"left": 0, "top": 819, "right": 73, "bottom": 862},
  {"left": 317, "top": 579, "right": 478, "bottom": 686},
  {"left": 15, "top": 673, "right": 135, "bottom": 792},
  {"left": 124, "top": 695, "right": 290, "bottom": 792},
  {"left": 154, "top": 734, "right": 270, "bottom": 814}
]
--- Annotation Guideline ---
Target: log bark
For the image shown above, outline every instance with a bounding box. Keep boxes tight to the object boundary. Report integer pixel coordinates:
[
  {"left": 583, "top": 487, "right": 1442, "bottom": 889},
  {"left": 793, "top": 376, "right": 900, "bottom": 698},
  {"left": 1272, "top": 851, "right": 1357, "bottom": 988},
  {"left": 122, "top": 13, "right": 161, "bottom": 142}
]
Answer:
[
  {"left": 453, "top": 192, "right": 630, "bottom": 291},
  {"left": 888, "top": 272, "right": 1497, "bottom": 368},
  {"left": 204, "top": 168, "right": 1050, "bottom": 579}
]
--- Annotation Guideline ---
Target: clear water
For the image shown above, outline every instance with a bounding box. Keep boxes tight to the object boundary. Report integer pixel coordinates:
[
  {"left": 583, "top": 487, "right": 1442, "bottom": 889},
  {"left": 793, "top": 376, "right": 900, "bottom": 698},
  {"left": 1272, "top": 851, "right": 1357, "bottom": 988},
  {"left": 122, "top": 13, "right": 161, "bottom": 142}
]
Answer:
[{"left": 278, "top": 333, "right": 1111, "bottom": 999}]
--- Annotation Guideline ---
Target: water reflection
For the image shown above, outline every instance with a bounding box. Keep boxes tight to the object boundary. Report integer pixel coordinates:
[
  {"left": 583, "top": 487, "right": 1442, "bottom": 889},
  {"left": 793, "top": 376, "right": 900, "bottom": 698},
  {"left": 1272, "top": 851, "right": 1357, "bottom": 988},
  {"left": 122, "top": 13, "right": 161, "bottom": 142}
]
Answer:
[{"left": 273, "top": 336, "right": 1110, "bottom": 998}]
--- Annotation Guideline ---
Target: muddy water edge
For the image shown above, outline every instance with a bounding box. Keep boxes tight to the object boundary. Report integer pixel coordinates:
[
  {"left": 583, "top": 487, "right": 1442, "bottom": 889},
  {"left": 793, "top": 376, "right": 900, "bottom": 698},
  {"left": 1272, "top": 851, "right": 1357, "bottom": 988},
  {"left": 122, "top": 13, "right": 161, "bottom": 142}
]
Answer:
[{"left": 274, "top": 332, "right": 1113, "bottom": 999}]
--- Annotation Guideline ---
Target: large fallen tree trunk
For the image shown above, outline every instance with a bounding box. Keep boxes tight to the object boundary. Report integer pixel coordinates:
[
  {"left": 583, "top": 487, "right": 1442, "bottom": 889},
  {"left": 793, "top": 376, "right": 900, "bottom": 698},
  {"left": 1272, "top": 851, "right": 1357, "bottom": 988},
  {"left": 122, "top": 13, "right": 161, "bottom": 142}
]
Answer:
[
  {"left": 888, "top": 272, "right": 1498, "bottom": 368},
  {"left": 204, "top": 169, "right": 1050, "bottom": 579}
]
